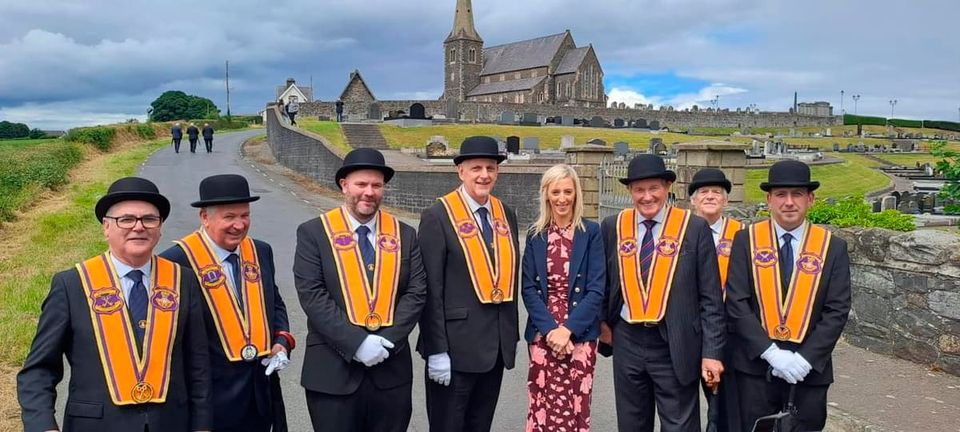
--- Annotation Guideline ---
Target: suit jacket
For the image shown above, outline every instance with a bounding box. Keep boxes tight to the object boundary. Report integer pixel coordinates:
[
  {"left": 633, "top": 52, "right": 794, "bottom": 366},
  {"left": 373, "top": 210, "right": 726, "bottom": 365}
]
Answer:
[
  {"left": 725, "top": 226, "right": 851, "bottom": 385},
  {"left": 293, "top": 217, "right": 427, "bottom": 395},
  {"left": 160, "top": 239, "right": 290, "bottom": 429},
  {"left": 17, "top": 262, "right": 211, "bottom": 432},
  {"left": 171, "top": 126, "right": 183, "bottom": 139},
  {"left": 416, "top": 199, "right": 520, "bottom": 373},
  {"left": 186, "top": 126, "right": 200, "bottom": 139},
  {"left": 521, "top": 220, "right": 606, "bottom": 343},
  {"left": 201, "top": 126, "right": 214, "bottom": 139},
  {"left": 600, "top": 211, "right": 726, "bottom": 385}
]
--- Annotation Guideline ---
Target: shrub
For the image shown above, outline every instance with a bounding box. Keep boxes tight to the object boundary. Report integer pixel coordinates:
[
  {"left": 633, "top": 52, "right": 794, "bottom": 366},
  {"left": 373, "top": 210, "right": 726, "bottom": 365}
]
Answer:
[
  {"left": 127, "top": 124, "right": 157, "bottom": 140},
  {"left": 0, "top": 143, "right": 83, "bottom": 221},
  {"left": 807, "top": 195, "right": 914, "bottom": 231},
  {"left": 64, "top": 126, "right": 116, "bottom": 151}
]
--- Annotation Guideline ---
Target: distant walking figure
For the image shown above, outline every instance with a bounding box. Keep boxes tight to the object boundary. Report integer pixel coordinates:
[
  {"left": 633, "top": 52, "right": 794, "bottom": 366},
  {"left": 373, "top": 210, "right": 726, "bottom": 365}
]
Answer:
[
  {"left": 202, "top": 123, "right": 215, "bottom": 153},
  {"left": 286, "top": 97, "right": 300, "bottom": 126},
  {"left": 171, "top": 123, "right": 183, "bottom": 153},
  {"left": 187, "top": 123, "right": 200, "bottom": 153}
]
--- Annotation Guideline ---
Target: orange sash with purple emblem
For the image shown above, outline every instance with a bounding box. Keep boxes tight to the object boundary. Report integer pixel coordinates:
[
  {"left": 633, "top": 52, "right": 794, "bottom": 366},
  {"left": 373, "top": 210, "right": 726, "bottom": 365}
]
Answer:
[
  {"left": 716, "top": 218, "right": 744, "bottom": 297},
  {"left": 77, "top": 254, "right": 180, "bottom": 405},
  {"left": 175, "top": 232, "right": 271, "bottom": 361},
  {"left": 320, "top": 208, "right": 401, "bottom": 331},
  {"left": 617, "top": 207, "right": 691, "bottom": 323},
  {"left": 439, "top": 189, "right": 517, "bottom": 304},
  {"left": 749, "top": 220, "right": 831, "bottom": 343}
]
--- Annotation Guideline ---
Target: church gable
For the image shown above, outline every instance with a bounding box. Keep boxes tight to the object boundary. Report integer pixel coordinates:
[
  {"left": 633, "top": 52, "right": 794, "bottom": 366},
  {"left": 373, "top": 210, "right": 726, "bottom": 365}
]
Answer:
[
  {"left": 480, "top": 32, "right": 567, "bottom": 76},
  {"left": 338, "top": 70, "right": 376, "bottom": 103}
]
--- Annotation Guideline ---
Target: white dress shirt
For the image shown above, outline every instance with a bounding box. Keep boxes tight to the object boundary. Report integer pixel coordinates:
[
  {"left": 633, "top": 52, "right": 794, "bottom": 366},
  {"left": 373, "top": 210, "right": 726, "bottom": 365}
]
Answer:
[
  {"left": 708, "top": 217, "right": 725, "bottom": 247},
  {"left": 344, "top": 207, "right": 378, "bottom": 246},
  {"left": 110, "top": 253, "right": 151, "bottom": 303},
  {"left": 461, "top": 186, "right": 494, "bottom": 236},
  {"left": 772, "top": 220, "right": 807, "bottom": 272}
]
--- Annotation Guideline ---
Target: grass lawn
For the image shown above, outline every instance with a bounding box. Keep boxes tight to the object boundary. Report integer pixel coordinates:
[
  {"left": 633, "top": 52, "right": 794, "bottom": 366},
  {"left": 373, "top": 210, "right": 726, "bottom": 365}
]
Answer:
[
  {"left": 0, "top": 138, "right": 59, "bottom": 149},
  {"left": 744, "top": 153, "right": 890, "bottom": 203},
  {"left": 297, "top": 119, "right": 349, "bottom": 151},
  {"left": 0, "top": 139, "right": 84, "bottom": 221}
]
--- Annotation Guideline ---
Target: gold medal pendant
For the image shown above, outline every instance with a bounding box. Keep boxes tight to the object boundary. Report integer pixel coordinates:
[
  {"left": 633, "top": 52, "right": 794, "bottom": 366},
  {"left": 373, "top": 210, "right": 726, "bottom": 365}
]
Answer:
[
  {"left": 241, "top": 344, "right": 258, "bottom": 361},
  {"left": 491, "top": 289, "right": 504, "bottom": 304},
  {"left": 364, "top": 313, "right": 383, "bottom": 331},
  {"left": 774, "top": 324, "right": 792, "bottom": 340},
  {"left": 131, "top": 382, "right": 154, "bottom": 403}
]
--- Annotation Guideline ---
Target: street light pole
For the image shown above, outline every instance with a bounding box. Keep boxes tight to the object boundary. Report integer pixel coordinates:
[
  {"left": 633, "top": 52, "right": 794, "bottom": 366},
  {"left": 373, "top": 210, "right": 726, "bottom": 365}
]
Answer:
[
  {"left": 889, "top": 99, "right": 897, "bottom": 118},
  {"left": 840, "top": 90, "right": 845, "bottom": 115},
  {"left": 852, "top": 94, "right": 860, "bottom": 115}
]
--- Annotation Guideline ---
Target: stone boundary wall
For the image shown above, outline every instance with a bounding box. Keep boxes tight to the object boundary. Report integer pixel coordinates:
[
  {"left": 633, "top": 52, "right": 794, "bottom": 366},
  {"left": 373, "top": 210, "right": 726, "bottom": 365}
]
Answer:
[
  {"left": 837, "top": 227, "right": 960, "bottom": 376},
  {"left": 298, "top": 101, "right": 840, "bottom": 129}
]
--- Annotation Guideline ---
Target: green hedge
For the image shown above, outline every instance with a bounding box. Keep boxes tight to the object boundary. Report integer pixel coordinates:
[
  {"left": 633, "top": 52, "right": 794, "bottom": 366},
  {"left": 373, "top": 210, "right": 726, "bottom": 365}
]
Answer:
[
  {"left": 844, "top": 114, "right": 960, "bottom": 132},
  {"left": 126, "top": 124, "right": 157, "bottom": 140},
  {"left": 807, "top": 195, "right": 915, "bottom": 231},
  {"left": 0, "top": 143, "right": 83, "bottom": 221},
  {"left": 64, "top": 126, "right": 117, "bottom": 151},
  {"left": 843, "top": 114, "right": 887, "bottom": 126}
]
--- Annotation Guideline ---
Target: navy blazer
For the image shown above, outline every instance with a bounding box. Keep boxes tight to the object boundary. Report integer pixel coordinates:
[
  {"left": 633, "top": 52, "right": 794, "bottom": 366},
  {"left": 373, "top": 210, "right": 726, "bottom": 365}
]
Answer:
[{"left": 521, "top": 219, "right": 606, "bottom": 344}]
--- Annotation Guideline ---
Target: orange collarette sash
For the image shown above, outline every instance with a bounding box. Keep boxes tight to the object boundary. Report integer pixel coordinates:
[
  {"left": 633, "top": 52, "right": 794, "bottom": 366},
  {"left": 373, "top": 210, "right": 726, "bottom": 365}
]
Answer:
[
  {"left": 439, "top": 189, "right": 517, "bottom": 304},
  {"left": 749, "top": 220, "right": 831, "bottom": 343},
  {"left": 320, "top": 208, "right": 402, "bottom": 331},
  {"left": 77, "top": 254, "right": 180, "bottom": 405},
  {"left": 716, "top": 217, "right": 744, "bottom": 297},
  {"left": 175, "top": 232, "right": 270, "bottom": 362},
  {"left": 617, "top": 207, "right": 692, "bottom": 323}
]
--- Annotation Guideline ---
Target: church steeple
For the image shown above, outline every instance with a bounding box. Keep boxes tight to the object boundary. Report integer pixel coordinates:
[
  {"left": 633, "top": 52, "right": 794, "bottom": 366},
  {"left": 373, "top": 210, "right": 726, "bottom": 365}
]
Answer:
[{"left": 446, "top": 0, "right": 483, "bottom": 43}]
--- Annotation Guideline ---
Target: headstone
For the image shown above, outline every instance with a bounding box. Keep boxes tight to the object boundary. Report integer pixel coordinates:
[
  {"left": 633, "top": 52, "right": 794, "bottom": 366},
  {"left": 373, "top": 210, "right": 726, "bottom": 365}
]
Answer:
[
  {"left": 832, "top": 143, "right": 840, "bottom": 152},
  {"left": 648, "top": 120, "right": 660, "bottom": 130},
  {"left": 789, "top": 128, "right": 797, "bottom": 137},
  {"left": 499, "top": 111, "right": 516, "bottom": 124},
  {"left": 522, "top": 137, "right": 540, "bottom": 153},
  {"left": 634, "top": 118, "right": 648, "bottom": 128},
  {"left": 586, "top": 138, "right": 606, "bottom": 146},
  {"left": 589, "top": 116, "right": 605, "bottom": 128},
  {"left": 410, "top": 103, "right": 426, "bottom": 119},
  {"left": 446, "top": 99, "right": 459, "bottom": 120},
  {"left": 924, "top": 165, "right": 934, "bottom": 177},
  {"left": 560, "top": 135, "right": 575, "bottom": 149},
  {"left": 649, "top": 138, "right": 665, "bottom": 155},
  {"left": 922, "top": 195, "right": 935, "bottom": 212},
  {"left": 752, "top": 140, "right": 761, "bottom": 155},
  {"left": 614, "top": 118, "right": 625, "bottom": 128},
  {"left": 764, "top": 141, "right": 774, "bottom": 155},
  {"left": 560, "top": 115, "right": 575, "bottom": 126},
  {"left": 506, "top": 136, "right": 520, "bottom": 154},
  {"left": 881, "top": 195, "right": 897, "bottom": 211},
  {"left": 425, "top": 136, "right": 448, "bottom": 157},
  {"left": 388, "top": 110, "right": 399, "bottom": 119},
  {"left": 614, "top": 141, "right": 630, "bottom": 156},
  {"left": 367, "top": 102, "right": 382, "bottom": 120},
  {"left": 872, "top": 200, "right": 882, "bottom": 213},
  {"left": 891, "top": 191, "right": 902, "bottom": 205},
  {"left": 521, "top": 112, "right": 539, "bottom": 125},
  {"left": 825, "top": 128, "right": 832, "bottom": 137}
]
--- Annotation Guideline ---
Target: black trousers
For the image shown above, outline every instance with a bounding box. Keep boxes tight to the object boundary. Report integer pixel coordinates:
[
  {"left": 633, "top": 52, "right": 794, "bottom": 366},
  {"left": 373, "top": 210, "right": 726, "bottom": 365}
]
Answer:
[
  {"left": 613, "top": 322, "right": 699, "bottom": 432},
  {"left": 172, "top": 138, "right": 181, "bottom": 153},
  {"left": 204, "top": 138, "right": 213, "bottom": 152},
  {"left": 189, "top": 138, "right": 198, "bottom": 152},
  {"left": 701, "top": 332, "right": 741, "bottom": 432},
  {"left": 305, "top": 376, "right": 412, "bottom": 432},
  {"left": 736, "top": 371, "right": 829, "bottom": 431},
  {"left": 288, "top": 112, "right": 297, "bottom": 125},
  {"left": 425, "top": 356, "right": 504, "bottom": 432}
]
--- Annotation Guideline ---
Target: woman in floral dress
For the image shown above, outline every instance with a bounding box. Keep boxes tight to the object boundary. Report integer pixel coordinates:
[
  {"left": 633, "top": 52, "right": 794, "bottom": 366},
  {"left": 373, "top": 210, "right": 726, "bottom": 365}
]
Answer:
[{"left": 520, "top": 164, "right": 607, "bottom": 432}]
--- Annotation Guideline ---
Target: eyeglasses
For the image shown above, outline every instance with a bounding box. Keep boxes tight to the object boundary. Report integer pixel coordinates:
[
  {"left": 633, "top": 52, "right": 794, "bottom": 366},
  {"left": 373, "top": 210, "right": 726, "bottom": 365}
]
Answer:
[{"left": 104, "top": 215, "right": 162, "bottom": 229}]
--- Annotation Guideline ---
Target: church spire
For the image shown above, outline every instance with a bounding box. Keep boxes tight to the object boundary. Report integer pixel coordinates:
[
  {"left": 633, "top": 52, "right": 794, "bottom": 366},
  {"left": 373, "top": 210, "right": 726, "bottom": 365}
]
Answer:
[{"left": 446, "top": 0, "right": 483, "bottom": 43}]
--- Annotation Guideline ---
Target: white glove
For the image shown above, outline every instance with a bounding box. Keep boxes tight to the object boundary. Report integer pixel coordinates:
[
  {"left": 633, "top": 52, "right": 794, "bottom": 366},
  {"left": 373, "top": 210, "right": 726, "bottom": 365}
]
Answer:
[
  {"left": 353, "top": 335, "right": 395, "bottom": 367},
  {"left": 761, "top": 344, "right": 801, "bottom": 384},
  {"left": 427, "top": 353, "right": 452, "bottom": 386},
  {"left": 790, "top": 352, "right": 813, "bottom": 380},
  {"left": 261, "top": 351, "right": 290, "bottom": 376}
]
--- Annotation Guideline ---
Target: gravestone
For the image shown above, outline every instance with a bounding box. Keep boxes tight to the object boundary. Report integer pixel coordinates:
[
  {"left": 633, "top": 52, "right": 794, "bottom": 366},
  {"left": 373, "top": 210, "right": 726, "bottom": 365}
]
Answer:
[
  {"left": 765, "top": 141, "right": 775, "bottom": 155},
  {"left": 922, "top": 195, "right": 935, "bottom": 213},
  {"left": 523, "top": 137, "right": 540, "bottom": 153},
  {"left": 648, "top": 120, "right": 661, "bottom": 130},
  {"left": 589, "top": 116, "right": 605, "bottom": 128},
  {"left": 752, "top": 140, "right": 761, "bottom": 155},
  {"left": 881, "top": 195, "right": 897, "bottom": 211},
  {"left": 649, "top": 138, "right": 665, "bottom": 155},
  {"left": 425, "top": 136, "right": 448, "bottom": 157},
  {"left": 635, "top": 118, "right": 648, "bottom": 128},
  {"left": 614, "top": 118, "right": 625, "bottom": 128},
  {"left": 410, "top": 103, "right": 426, "bottom": 119},
  {"left": 900, "top": 191, "right": 912, "bottom": 205},
  {"left": 446, "top": 99, "right": 459, "bottom": 120},
  {"left": 496, "top": 139, "right": 506, "bottom": 154},
  {"left": 561, "top": 115, "right": 575, "bottom": 126},
  {"left": 872, "top": 200, "right": 882, "bottom": 213},
  {"left": 560, "top": 135, "right": 575, "bottom": 149},
  {"left": 506, "top": 136, "right": 520, "bottom": 154},
  {"left": 388, "top": 110, "right": 399, "bottom": 119},
  {"left": 825, "top": 128, "right": 832, "bottom": 137},
  {"left": 587, "top": 138, "right": 607, "bottom": 146},
  {"left": 789, "top": 128, "right": 797, "bottom": 137},
  {"left": 833, "top": 143, "right": 840, "bottom": 152},
  {"left": 499, "top": 111, "right": 516, "bottom": 124},
  {"left": 614, "top": 141, "right": 630, "bottom": 156},
  {"left": 521, "top": 112, "right": 539, "bottom": 125},
  {"left": 368, "top": 102, "right": 381, "bottom": 120}
]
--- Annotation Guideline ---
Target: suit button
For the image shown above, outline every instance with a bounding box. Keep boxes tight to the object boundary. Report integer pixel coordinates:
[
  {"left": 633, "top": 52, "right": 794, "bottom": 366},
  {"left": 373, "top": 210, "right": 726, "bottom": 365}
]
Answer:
[
  {"left": 577, "top": 273, "right": 582, "bottom": 278},
  {"left": 535, "top": 276, "right": 540, "bottom": 281},
  {"left": 572, "top": 301, "right": 578, "bottom": 306},
  {"left": 574, "top": 287, "right": 581, "bottom": 293},
  {"left": 537, "top": 289, "right": 542, "bottom": 295}
]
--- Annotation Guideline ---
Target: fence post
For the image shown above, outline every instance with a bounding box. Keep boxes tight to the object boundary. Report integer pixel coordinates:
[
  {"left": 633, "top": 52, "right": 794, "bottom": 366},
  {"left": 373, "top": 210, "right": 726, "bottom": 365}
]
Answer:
[{"left": 566, "top": 146, "right": 614, "bottom": 221}]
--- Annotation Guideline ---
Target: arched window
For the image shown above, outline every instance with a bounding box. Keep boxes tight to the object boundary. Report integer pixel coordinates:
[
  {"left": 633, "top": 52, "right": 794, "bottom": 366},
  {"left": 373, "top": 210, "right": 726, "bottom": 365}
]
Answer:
[
  {"left": 450, "top": 48, "right": 457, "bottom": 63},
  {"left": 468, "top": 48, "right": 476, "bottom": 63}
]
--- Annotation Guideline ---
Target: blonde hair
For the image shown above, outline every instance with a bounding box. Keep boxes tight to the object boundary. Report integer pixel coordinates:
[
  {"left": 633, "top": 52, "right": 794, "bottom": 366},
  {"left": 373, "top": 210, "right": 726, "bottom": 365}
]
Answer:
[{"left": 529, "top": 164, "right": 585, "bottom": 235}]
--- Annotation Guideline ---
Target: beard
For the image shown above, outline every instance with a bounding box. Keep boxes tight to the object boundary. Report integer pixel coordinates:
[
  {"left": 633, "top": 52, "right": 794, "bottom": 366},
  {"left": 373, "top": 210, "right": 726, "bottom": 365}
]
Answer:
[{"left": 346, "top": 194, "right": 381, "bottom": 221}]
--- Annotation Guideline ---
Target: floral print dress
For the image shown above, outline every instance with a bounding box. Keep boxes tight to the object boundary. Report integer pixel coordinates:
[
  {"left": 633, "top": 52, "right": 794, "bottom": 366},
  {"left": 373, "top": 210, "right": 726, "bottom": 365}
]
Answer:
[{"left": 526, "top": 225, "right": 598, "bottom": 432}]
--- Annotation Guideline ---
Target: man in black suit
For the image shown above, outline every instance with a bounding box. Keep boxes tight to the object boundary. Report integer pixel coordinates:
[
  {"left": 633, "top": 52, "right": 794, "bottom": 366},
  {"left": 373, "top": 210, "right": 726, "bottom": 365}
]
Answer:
[
  {"left": 726, "top": 160, "right": 851, "bottom": 431},
  {"left": 294, "top": 148, "right": 427, "bottom": 431},
  {"left": 161, "top": 174, "right": 293, "bottom": 432},
  {"left": 171, "top": 122, "right": 183, "bottom": 153},
  {"left": 599, "top": 154, "right": 725, "bottom": 432},
  {"left": 187, "top": 123, "right": 200, "bottom": 153},
  {"left": 417, "top": 136, "right": 520, "bottom": 432},
  {"left": 201, "top": 123, "right": 215, "bottom": 153},
  {"left": 17, "top": 177, "right": 211, "bottom": 432}
]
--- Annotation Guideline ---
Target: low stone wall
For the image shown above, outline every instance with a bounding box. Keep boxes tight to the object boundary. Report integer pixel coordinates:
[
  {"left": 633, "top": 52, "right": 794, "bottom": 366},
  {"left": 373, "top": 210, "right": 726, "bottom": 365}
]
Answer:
[{"left": 838, "top": 227, "right": 960, "bottom": 375}]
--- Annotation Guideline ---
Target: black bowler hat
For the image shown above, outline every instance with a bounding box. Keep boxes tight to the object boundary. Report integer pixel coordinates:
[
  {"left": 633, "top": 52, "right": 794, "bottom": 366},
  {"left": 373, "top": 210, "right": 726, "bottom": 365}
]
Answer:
[
  {"left": 335, "top": 148, "right": 395, "bottom": 184},
  {"left": 687, "top": 168, "right": 732, "bottom": 196},
  {"left": 190, "top": 174, "right": 261, "bottom": 208},
  {"left": 619, "top": 154, "right": 677, "bottom": 185},
  {"left": 95, "top": 177, "right": 171, "bottom": 221},
  {"left": 454, "top": 136, "right": 506, "bottom": 165},
  {"left": 760, "top": 160, "right": 820, "bottom": 192}
]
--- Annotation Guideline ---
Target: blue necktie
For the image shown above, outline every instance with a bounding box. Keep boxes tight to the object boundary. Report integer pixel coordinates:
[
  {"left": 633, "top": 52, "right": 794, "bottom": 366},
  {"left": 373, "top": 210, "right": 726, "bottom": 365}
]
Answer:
[
  {"left": 126, "top": 270, "right": 148, "bottom": 353},
  {"left": 226, "top": 253, "right": 244, "bottom": 310},
  {"left": 356, "top": 225, "right": 376, "bottom": 282},
  {"left": 779, "top": 233, "right": 794, "bottom": 295},
  {"left": 477, "top": 207, "right": 494, "bottom": 248},
  {"left": 640, "top": 219, "right": 657, "bottom": 283}
]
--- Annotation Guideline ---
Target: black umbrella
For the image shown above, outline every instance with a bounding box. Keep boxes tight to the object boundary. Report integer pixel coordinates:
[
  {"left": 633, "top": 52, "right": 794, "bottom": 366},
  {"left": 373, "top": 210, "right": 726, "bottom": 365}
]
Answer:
[
  {"left": 751, "top": 383, "right": 802, "bottom": 432},
  {"left": 705, "top": 388, "right": 720, "bottom": 432}
]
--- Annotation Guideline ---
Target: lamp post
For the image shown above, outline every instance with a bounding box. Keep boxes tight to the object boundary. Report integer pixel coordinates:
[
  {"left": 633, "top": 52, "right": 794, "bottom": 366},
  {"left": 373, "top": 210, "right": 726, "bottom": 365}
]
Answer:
[
  {"left": 852, "top": 94, "right": 860, "bottom": 115},
  {"left": 840, "top": 90, "right": 845, "bottom": 115},
  {"left": 889, "top": 99, "right": 897, "bottom": 117}
]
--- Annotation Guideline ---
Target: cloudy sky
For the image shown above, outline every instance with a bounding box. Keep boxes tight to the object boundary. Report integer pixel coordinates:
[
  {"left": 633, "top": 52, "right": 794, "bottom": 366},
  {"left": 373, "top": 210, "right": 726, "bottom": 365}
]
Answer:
[{"left": 1, "top": 0, "right": 958, "bottom": 130}]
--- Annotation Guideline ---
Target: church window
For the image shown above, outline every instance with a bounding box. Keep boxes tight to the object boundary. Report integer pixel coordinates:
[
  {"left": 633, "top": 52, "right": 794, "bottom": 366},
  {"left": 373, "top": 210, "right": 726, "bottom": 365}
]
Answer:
[
  {"left": 468, "top": 48, "right": 476, "bottom": 63},
  {"left": 450, "top": 48, "right": 457, "bottom": 63},
  {"left": 451, "top": 72, "right": 455, "bottom": 81}
]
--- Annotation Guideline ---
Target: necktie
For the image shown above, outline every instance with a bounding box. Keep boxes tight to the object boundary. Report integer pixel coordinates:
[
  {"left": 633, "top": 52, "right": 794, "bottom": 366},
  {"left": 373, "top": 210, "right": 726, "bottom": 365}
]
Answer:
[
  {"left": 126, "top": 270, "right": 148, "bottom": 354},
  {"left": 779, "top": 233, "right": 794, "bottom": 295},
  {"left": 640, "top": 219, "right": 657, "bottom": 283},
  {"left": 226, "top": 253, "right": 244, "bottom": 311},
  {"left": 476, "top": 207, "right": 496, "bottom": 265},
  {"left": 356, "top": 225, "right": 376, "bottom": 282}
]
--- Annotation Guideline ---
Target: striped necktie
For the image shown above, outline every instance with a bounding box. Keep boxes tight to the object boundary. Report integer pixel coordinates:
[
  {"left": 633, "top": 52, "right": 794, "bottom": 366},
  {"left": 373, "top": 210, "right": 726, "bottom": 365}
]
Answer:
[{"left": 640, "top": 219, "right": 657, "bottom": 283}]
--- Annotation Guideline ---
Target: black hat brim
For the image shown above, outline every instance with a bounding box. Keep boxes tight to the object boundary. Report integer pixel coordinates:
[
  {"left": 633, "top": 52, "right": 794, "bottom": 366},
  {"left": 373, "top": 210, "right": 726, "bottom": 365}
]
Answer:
[
  {"left": 191, "top": 196, "right": 260, "bottom": 208},
  {"left": 618, "top": 171, "right": 677, "bottom": 185},
  {"left": 759, "top": 181, "right": 820, "bottom": 192},
  {"left": 335, "top": 164, "right": 396, "bottom": 185},
  {"left": 453, "top": 153, "right": 507, "bottom": 165},
  {"left": 688, "top": 179, "right": 733, "bottom": 196},
  {"left": 95, "top": 192, "right": 171, "bottom": 221}
]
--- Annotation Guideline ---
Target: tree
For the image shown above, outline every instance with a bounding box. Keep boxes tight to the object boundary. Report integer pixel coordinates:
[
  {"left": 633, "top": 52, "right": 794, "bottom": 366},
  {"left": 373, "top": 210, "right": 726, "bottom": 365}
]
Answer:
[
  {"left": 28, "top": 128, "right": 46, "bottom": 139},
  {"left": 148, "top": 91, "right": 221, "bottom": 121},
  {"left": 931, "top": 140, "right": 960, "bottom": 214},
  {"left": 0, "top": 121, "right": 30, "bottom": 139}
]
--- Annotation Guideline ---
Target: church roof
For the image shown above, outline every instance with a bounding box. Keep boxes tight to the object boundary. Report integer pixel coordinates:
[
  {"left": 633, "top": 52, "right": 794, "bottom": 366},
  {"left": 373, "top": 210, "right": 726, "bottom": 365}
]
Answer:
[
  {"left": 480, "top": 32, "right": 568, "bottom": 76},
  {"left": 467, "top": 76, "right": 546, "bottom": 97},
  {"left": 555, "top": 46, "right": 591, "bottom": 75},
  {"left": 275, "top": 83, "right": 313, "bottom": 101}
]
